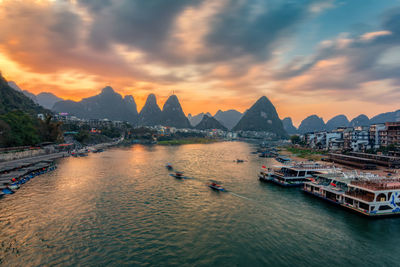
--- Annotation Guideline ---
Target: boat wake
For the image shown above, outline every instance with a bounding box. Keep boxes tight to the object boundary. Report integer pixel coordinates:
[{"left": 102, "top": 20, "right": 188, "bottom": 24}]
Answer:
[{"left": 228, "top": 192, "right": 253, "bottom": 201}]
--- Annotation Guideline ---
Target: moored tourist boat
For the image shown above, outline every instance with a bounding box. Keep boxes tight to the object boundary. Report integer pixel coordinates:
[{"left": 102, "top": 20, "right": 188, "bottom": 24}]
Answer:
[
  {"left": 258, "top": 165, "right": 274, "bottom": 182},
  {"left": 303, "top": 172, "right": 355, "bottom": 205},
  {"left": 275, "top": 156, "right": 291, "bottom": 163},
  {"left": 342, "top": 178, "right": 400, "bottom": 216},
  {"left": 260, "top": 162, "right": 338, "bottom": 187},
  {"left": 259, "top": 151, "right": 278, "bottom": 158}
]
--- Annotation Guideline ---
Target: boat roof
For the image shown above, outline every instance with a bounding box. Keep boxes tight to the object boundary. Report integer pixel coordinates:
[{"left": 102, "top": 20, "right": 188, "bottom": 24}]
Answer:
[
  {"left": 349, "top": 178, "right": 400, "bottom": 191},
  {"left": 282, "top": 163, "right": 334, "bottom": 171},
  {"left": 313, "top": 172, "right": 354, "bottom": 183}
]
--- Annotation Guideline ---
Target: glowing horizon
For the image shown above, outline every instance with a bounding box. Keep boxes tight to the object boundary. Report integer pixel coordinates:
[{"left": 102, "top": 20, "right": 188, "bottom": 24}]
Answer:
[{"left": 1, "top": 0, "right": 399, "bottom": 126}]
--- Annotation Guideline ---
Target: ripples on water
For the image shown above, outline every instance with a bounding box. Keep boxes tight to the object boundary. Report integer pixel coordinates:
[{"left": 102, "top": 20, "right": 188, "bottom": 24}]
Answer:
[{"left": 1, "top": 142, "right": 400, "bottom": 266}]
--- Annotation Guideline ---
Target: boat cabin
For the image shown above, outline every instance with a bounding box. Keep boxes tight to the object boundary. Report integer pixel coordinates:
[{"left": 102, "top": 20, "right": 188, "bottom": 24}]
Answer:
[
  {"left": 303, "top": 173, "right": 352, "bottom": 204},
  {"left": 343, "top": 179, "right": 400, "bottom": 216},
  {"left": 269, "top": 163, "right": 335, "bottom": 187}
]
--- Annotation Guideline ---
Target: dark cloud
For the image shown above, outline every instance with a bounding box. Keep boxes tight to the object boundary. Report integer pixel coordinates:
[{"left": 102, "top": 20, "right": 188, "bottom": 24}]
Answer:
[
  {"left": 203, "top": 0, "right": 314, "bottom": 62},
  {"left": 79, "top": 0, "right": 326, "bottom": 65},
  {"left": 80, "top": 0, "right": 204, "bottom": 63},
  {"left": 0, "top": 1, "right": 183, "bottom": 83},
  {"left": 276, "top": 7, "right": 400, "bottom": 92}
]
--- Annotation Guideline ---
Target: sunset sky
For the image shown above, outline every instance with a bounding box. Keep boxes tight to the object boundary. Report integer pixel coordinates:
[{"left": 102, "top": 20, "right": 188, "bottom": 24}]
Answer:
[{"left": 0, "top": 0, "right": 399, "bottom": 126}]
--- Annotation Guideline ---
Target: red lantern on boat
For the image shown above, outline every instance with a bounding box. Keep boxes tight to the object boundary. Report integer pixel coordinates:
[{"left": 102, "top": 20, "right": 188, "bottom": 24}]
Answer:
[{"left": 330, "top": 182, "right": 336, "bottom": 187}]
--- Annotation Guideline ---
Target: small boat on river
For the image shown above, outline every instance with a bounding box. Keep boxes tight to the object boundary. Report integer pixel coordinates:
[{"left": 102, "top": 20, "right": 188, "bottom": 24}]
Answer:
[
  {"left": 208, "top": 181, "right": 226, "bottom": 191},
  {"left": 170, "top": 171, "right": 185, "bottom": 179}
]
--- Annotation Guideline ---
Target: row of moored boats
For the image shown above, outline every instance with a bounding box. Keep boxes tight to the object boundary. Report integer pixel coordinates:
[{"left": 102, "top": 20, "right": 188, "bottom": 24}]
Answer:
[
  {"left": 259, "top": 161, "right": 400, "bottom": 217},
  {"left": 0, "top": 161, "right": 57, "bottom": 198}
]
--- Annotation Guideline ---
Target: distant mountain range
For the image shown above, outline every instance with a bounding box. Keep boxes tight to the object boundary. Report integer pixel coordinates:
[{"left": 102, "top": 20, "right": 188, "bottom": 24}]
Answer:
[
  {"left": 188, "top": 110, "right": 242, "bottom": 130},
  {"left": 5, "top": 78, "right": 400, "bottom": 135},
  {"left": 53, "top": 86, "right": 139, "bottom": 125},
  {"left": 286, "top": 110, "right": 400, "bottom": 134}
]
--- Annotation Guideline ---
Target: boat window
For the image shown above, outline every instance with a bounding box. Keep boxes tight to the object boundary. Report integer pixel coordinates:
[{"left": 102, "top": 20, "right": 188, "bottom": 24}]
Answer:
[
  {"left": 376, "top": 193, "right": 386, "bottom": 202},
  {"left": 345, "top": 197, "right": 353, "bottom": 205},
  {"left": 388, "top": 192, "right": 392, "bottom": 200},
  {"left": 371, "top": 206, "right": 375, "bottom": 211},
  {"left": 378, "top": 205, "right": 393, "bottom": 211},
  {"left": 359, "top": 202, "right": 369, "bottom": 210},
  {"left": 298, "top": 171, "right": 306, "bottom": 177}
]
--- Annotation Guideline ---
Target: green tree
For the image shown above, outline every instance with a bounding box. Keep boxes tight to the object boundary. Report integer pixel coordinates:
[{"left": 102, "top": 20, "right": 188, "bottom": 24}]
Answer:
[
  {"left": 0, "top": 111, "right": 41, "bottom": 147},
  {"left": 38, "top": 115, "right": 64, "bottom": 143},
  {"left": 75, "top": 130, "right": 89, "bottom": 143}
]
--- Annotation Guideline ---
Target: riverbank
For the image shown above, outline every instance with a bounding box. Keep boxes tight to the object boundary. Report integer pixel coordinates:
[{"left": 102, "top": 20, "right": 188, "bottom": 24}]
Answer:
[
  {"left": 280, "top": 147, "right": 324, "bottom": 161},
  {"left": 157, "top": 137, "right": 220, "bottom": 145}
]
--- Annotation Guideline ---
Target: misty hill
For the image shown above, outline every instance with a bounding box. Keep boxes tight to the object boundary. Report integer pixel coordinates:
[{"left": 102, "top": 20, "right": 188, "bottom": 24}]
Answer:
[
  {"left": 325, "top": 115, "right": 349, "bottom": 131},
  {"left": 195, "top": 115, "right": 227, "bottom": 131},
  {"left": 370, "top": 110, "right": 400, "bottom": 124},
  {"left": 53, "top": 86, "right": 138, "bottom": 124},
  {"left": 8, "top": 81, "right": 38, "bottom": 103},
  {"left": 36, "top": 92, "right": 64, "bottom": 109},
  {"left": 298, "top": 115, "right": 325, "bottom": 134},
  {"left": 214, "top": 110, "right": 243, "bottom": 130},
  {"left": 233, "top": 96, "right": 286, "bottom": 137},
  {"left": 188, "top": 112, "right": 212, "bottom": 127},
  {"left": 349, "top": 114, "right": 370, "bottom": 127},
  {"left": 160, "top": 95, "right": 191, "bottom": 128},
  {"left": 138, "top": 94, "right": 162, "bottom": 126},
  {"left": 282, "top": 117, "right": 297, "bottom": 134},
  {"left": 0, "top": 75, "right": 47, "bottom": 115}
]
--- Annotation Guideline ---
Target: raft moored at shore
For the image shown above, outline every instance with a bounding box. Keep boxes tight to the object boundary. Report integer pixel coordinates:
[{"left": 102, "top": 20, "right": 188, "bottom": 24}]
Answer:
[{"left": 0, "top": 160, "right": 57, "bottom": 198}]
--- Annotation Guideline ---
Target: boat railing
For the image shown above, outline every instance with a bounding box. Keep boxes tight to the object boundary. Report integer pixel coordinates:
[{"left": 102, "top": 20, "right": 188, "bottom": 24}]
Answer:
[{"left": 345, "top": 191, "right": 375, "bottom": 202}]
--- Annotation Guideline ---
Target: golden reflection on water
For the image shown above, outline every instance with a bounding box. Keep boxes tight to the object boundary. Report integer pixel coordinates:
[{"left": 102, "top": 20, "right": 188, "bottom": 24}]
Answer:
[{"left": 2, "top": 142, "right": 400, "bottom": 266}]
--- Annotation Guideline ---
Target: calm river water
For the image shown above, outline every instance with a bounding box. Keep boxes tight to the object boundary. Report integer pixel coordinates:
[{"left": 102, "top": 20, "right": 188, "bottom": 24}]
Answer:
[{"left": 1, "top": 142, "right": 400, "bottom": 266}]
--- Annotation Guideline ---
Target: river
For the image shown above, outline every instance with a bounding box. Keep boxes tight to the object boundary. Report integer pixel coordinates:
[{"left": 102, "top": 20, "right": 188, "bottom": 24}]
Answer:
[{"left": 1, "top": 142, "right": 399, "bottom": 266}]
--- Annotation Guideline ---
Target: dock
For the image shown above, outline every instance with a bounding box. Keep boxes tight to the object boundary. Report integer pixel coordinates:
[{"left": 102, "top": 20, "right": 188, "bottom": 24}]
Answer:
[
  {"left": 328, "top": 153, "right": 377, "bottom": 170},
  {"left": 347, "top": 152, "right": 400, "bottom": 169}
]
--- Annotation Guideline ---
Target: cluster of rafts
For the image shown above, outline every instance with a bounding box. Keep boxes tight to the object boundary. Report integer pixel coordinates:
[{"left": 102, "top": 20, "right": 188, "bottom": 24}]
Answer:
[
  {"left": 258, "top": 160, "right": 400, "bottom": 217},
  {"left": 0, "top": 161, "right": 57, "bottom": 197},
  {"left": 166, "top": 163, "right": 226, "bottom": 192}
]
